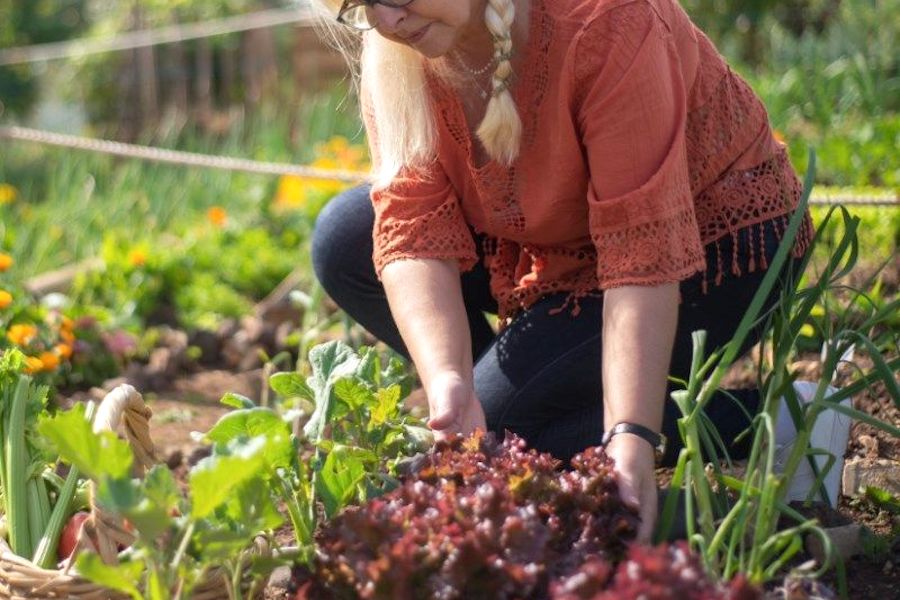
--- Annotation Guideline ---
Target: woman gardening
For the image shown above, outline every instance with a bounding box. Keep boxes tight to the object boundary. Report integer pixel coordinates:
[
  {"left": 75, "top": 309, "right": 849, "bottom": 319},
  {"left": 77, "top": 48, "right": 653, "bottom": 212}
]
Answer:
[{"left": 309, "top": 0, "right": 848, "bottom": 542}]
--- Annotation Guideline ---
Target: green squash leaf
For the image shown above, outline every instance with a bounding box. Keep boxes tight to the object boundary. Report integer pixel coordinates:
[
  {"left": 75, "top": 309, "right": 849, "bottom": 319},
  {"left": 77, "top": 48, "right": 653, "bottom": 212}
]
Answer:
[
  {"left": 37, "top": 403, "right": 133, "bottom": 480},
  {"left": 314, "top": 445, "right": 367, "bottom": 518},
  {"left": 75, "top": 554, "right": 144, "bottom": 600},
  {"left": 219, "top": 392, "right": 256, "bottom": 409},
  {"left": 269, "top": 372, "right": 314, "bottom": 402},
  {"left": 189, "top": 436, "right": 271, "bottom": 519}
]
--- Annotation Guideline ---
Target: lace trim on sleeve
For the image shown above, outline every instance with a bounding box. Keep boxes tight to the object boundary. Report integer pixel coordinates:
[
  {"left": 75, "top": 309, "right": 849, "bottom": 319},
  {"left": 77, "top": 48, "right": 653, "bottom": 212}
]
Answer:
[{"left": 372, "top": 187, "right": 478, "bottom": 277}]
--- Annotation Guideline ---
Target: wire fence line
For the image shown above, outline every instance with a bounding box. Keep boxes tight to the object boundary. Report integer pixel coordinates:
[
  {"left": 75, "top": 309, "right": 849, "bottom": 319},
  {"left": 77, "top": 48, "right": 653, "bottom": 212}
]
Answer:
[
  {"left": 0, "top": 7, "right": 319, "bottom": 67},
  {"left": 0, "top": 125, "right": 369, "bottom": 184},
  {"left": 1, "top": 125, "right": 897, "bottom": 207}
]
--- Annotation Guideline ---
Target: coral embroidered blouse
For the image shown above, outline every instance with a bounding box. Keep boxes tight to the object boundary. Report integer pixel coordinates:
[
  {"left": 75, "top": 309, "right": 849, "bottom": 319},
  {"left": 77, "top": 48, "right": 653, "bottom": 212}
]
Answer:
[{"left": 364, "top": 0, "right": 809, "bottom": 321}]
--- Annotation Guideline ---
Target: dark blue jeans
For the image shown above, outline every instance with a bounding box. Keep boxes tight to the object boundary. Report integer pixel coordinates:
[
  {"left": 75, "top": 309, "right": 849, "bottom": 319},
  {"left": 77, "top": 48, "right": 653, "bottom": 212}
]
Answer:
[{"left": 312, "top": 185, "right": 802, "bottom": 466}]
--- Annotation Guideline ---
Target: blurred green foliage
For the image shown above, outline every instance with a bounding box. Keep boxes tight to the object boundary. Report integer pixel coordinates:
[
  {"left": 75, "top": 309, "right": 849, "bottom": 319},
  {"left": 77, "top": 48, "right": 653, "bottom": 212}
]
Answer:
[
  {"left": 0, "top": 0, "right": 90, "bottom": 116},
  {"left": 682, "top": 0, "right": 898, "bottom": 187}
]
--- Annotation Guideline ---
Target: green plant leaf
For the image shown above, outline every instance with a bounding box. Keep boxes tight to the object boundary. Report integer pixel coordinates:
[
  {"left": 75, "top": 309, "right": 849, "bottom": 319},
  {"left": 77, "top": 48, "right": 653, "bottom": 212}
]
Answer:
[
  {"left": 204, "top": 407, "right": 293, "bottom": 468},
  {"left": 314, "top": 445, "right": 367, "bottom": 518},
  {"left": 334, "top": 378, "right": 372, "bottom": 411},
  {"left": 102, "top": 465, "right": 181, "bottom": 540},
  {"left": 226, "top": 480, "right": 284, "bottom": 532},
  {"left": 219, "top": 393, "right": 256, "bottom": 409},
  {"left": 371, "top": 385, "right": 401, "bottom": 426},
  {"left": 269, "top": 372, "right": 314, "bottom": 402},
  {"left": 189, "top": 437, "right": 271, "bottom": 519},
  {"left": 864, "top": 486, "right": 900, "bottom": 514},
  {"left": 303, "top": 341, "right": 361, "bottom": 440},
  {"left": 37, "top": 403, "right": 133, "bottom": 481},
  {"left": 75, "top": 553, "right": 143, "bottom": 600}
]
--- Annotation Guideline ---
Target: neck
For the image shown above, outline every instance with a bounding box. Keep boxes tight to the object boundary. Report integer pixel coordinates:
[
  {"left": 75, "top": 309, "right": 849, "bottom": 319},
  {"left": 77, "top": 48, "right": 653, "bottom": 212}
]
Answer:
[{"left": 453, "top": 0, "right": 497, "bottom": 69}]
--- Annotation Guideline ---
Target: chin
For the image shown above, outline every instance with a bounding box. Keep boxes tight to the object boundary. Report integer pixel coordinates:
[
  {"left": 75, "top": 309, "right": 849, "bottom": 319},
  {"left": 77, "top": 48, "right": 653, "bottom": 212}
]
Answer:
[{"left": 405, "top": 27, "right": 454, "bottom": 59}]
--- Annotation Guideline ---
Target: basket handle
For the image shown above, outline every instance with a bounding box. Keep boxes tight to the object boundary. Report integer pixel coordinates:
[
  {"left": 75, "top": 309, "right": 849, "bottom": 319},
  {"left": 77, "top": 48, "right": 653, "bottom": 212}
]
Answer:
[
  {"left": 91, "top": 384, "right": 157, "bottom": 475},
  {"left": 74, "top": 384, "right": 158, "bottom": 566}
]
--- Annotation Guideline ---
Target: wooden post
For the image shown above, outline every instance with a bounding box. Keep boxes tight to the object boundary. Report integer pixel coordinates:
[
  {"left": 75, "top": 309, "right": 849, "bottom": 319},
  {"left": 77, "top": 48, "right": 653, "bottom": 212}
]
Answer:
[
  {"left": 134, "top": 5, "right": 159, "bottom": 130},
  {"left": 194, "top": 37, "right": 213, "bottom": 124}
]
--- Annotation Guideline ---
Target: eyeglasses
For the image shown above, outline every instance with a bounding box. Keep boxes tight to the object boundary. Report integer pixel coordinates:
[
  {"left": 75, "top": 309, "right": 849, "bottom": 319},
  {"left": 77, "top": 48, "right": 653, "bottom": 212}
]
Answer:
[{"left": 336, "top": 0, "right": 417, "bottom": 31}]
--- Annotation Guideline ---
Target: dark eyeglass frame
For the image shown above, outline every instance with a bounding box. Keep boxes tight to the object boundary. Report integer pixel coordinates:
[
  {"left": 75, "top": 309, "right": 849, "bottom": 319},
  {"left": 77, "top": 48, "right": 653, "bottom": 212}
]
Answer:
[{"left": 336, "top": 0, "right": 417, "bottom": 30}]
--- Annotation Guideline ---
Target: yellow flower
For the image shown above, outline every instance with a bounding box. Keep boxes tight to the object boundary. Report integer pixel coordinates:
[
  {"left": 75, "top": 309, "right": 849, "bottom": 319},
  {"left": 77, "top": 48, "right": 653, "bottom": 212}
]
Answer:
[
  {"left": 38, "top": 351, "right": 60, "bottom": 371},
  {"left": 799, "top": 323, "right": 816, "bottom": 338},
  {"left": 0, "top": 253, "right": 13, "bottom": 272},
  {"left": 0, "top": 290, "right": 11, "bottom": 310},
  {"left": 23, "top": 356, "right": 44, "bottom": 375},
  {"left": 207, "top": 206, "right": 227, "bottom": 227},
  {"left": 0, "top": 183, "right": 17, "bottom": 205},
  {"left": 128, "top": 249, "right": 147, "bottom": 267},
  {"left": 7, "top": 324, "right": 38, "bottom": 346},
  {"left": 55, "top": 343, "right": 74, "bottom": 360},
  {"left": 273, "top": 175, "right": 308, "bottom": 211}
]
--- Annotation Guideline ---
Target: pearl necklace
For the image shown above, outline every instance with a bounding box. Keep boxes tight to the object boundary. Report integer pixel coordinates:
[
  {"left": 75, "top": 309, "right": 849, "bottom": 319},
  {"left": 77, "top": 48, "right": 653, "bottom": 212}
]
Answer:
[{"left": 458, "top": 55, "right": 496, "bottom": 77}]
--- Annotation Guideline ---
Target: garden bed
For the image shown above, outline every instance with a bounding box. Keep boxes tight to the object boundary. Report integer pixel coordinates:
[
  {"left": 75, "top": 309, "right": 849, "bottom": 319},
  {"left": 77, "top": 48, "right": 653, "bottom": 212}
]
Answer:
[{"left": 57, "top": 343, "right": 896, "bottom": 599}]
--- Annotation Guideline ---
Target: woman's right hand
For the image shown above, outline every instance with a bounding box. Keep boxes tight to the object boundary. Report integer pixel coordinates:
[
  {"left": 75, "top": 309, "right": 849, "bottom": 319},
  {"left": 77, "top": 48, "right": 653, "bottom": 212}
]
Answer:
[{"left": 426, "top": 371, "right": 486, "bottom": 442}]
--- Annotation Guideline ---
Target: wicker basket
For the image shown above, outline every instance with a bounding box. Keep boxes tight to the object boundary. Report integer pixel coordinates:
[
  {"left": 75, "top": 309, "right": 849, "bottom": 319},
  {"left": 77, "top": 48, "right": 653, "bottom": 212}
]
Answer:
[{"left": 0, "top": 384, "right": 268, "bottom": 599}]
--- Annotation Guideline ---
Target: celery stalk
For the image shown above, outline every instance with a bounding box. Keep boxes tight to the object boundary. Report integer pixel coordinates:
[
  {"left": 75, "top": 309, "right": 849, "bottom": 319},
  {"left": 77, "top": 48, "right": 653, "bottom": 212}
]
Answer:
[
  {"left": 6, "top": 376, "right": 33, "bottom": 558},
  {"left": 33, "top": 401, "right": 96, "bottom": 568},
  {"left": 26, "top": 477, "right": 45, "bottom": 554}
]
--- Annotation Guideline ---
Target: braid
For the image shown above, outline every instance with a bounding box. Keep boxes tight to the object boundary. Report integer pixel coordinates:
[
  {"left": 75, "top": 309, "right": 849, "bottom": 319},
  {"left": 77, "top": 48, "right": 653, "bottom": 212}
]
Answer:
[{"left": 477, "top": 0, "right": 522, "bottom": 164}]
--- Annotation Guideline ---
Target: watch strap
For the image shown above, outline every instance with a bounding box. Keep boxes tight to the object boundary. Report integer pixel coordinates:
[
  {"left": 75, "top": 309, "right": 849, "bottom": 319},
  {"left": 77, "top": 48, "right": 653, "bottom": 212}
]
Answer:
[{"left": 601, "top": 422, "right": 666, "bottom": 459}]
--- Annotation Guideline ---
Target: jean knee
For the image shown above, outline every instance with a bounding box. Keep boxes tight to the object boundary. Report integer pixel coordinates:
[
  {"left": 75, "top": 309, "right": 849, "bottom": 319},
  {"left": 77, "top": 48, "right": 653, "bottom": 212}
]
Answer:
[{"left": 311, "top": 185, "right": 373, "bottom": 290}]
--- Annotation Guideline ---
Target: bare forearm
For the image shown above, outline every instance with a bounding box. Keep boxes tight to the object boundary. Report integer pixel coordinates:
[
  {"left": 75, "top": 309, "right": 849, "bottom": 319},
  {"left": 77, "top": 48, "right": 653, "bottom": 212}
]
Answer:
[
  {"left": 381, "top": 258, "right": 473, "bottom": 392},
  {"left": 602, "top": 283, "right": 679, "bottom": 431}
]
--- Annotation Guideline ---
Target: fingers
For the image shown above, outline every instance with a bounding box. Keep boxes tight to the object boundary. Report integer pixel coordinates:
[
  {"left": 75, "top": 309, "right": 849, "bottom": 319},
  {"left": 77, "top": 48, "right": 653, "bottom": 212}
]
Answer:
[
  {"left": 427, "top": 410, "right": 456, "bottom": 431},
  {"left": 636, "top": 489, "right": 657, "bottom": 543}
]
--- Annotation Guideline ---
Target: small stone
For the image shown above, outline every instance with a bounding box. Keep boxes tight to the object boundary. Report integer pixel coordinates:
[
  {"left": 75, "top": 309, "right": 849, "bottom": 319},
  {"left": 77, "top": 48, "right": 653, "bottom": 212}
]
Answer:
[
  {"left": 267, "top": 565, "right": 293, "bottom": 592},
  {"left": 842, "top": 458, "right": 900, "bottom": 497},
  {"left": 860, "top": 434, "right": 880, "bottom": 459},
  {"left": 805, "top": 524, "right": 862, "bottom": 563}
]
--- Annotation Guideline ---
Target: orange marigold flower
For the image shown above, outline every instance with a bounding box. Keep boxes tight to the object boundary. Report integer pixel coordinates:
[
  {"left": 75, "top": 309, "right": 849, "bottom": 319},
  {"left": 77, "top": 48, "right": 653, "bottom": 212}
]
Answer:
[
  {"left": 55, "top": 343, "right": 73, "bottom": 360},
  {"left": 7, "top": 324, "right": 38, "bottom": 346},
  {"left": 0, "top": 290, "right": 12, "bottom": 310},
  {"left": 60, "top": 315, "right": 74, "bottom": 331},
  {"left": 0, "top": 253, "right": 13, "bottom": 272},
  {"left": 128, "top": 249, "right": 147, "bottom": 267},
  {"left": 207, "top": 206, "right": 227, "bottom": 227},
  {"left": 59, "top": 328, "right": 76, "bottom": 344},
  {"left": 38, "top": 351, "right": 60, "bottom": 371},
  {"left": 23, "top": 356, "right": 44, "bottom": 375}
]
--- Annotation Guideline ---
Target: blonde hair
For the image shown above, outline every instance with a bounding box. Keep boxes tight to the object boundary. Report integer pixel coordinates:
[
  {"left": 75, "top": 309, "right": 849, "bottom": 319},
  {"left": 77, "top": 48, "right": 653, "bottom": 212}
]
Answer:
[{"left": 310, "top": 0, "right": 522, "bottom": 186}]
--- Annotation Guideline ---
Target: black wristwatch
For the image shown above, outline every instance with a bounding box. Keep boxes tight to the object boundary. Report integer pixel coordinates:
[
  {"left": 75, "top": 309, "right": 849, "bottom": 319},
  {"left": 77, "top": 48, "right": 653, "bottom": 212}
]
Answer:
[{"left": 601, "top": 422, "right": 667, "bottom": 462}]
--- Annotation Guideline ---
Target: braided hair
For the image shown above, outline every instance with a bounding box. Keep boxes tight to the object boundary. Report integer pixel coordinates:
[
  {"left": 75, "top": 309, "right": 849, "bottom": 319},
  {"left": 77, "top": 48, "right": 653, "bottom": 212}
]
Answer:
[{"left": 477, "top": 0, "right": 523, "bottom": 165}]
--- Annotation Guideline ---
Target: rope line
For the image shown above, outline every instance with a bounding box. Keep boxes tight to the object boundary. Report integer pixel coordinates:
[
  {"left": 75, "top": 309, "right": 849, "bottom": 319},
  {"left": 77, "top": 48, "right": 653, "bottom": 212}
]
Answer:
[
  {"left": 0, "top": 125, "right": 369, "bottom": 183},
  {"left": 1, "top": 125, "right": 897, "bottom": 206},
  {"left": 0, "top": 8, "right": 318, "bottom": 67}
]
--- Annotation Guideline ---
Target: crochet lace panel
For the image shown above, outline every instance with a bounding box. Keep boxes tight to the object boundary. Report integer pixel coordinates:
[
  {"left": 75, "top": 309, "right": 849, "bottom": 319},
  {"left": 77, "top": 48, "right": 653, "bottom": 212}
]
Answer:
[{"left": 371, "top": 177, "right": 478, "bottom": 276}]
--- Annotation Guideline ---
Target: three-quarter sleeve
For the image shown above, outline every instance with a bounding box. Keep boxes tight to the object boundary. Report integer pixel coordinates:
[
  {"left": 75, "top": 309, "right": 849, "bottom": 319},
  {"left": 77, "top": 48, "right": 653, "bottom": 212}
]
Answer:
[
  {"left": 360, "top": 85, "right": 478, "bottom": 278},
  {"left": 574, "top": 1, "right": 705, "bottom": 289}
]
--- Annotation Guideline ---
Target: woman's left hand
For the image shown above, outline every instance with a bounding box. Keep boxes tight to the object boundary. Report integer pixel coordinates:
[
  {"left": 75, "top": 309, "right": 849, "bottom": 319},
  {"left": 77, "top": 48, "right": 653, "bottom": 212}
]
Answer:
[{"left": 603, "top": 434, "right": 658, "bottom": 543}]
